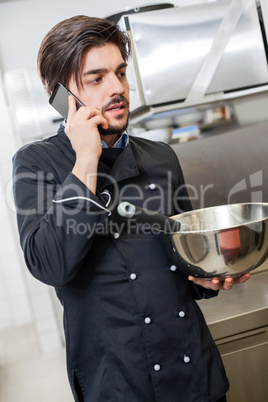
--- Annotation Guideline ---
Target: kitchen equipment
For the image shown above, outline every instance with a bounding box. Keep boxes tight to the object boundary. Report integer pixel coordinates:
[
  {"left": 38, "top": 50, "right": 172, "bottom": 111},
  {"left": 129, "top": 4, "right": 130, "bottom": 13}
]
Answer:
[
  {"left": 4, "top": 68, "right": 61, "bottom": 144},
  {"left": 117, "top": 202, "right": 268, "bottom": 279},
  {"left": 118, "top": 0, "right": 268, "bottom": 124},
  {"left": 129, "top": 127, "right": 173, "bottom": 143},
  {"left": 198, "top": 270, "right": 268, "bottom": 402},
  {"left": 105, "top": 3, "right": 174, "bottom": 24}
]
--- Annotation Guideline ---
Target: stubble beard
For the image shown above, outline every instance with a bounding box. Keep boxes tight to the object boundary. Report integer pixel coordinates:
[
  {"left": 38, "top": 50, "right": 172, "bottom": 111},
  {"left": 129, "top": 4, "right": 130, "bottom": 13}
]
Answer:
[{"left": 98, "top": 111, "right": 130, "bottom": 137}]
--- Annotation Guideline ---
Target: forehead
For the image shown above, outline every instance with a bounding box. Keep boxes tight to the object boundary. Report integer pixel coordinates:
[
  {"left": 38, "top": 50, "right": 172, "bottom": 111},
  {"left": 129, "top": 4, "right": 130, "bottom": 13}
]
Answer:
[{"left": 81, "top": 43, "right": 125, "bottom": 72}]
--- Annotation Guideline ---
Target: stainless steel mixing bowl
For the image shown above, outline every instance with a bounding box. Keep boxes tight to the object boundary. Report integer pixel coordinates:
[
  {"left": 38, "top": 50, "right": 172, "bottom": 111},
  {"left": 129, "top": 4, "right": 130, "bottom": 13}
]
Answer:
[{"left": 117, "top": 202, "right": 268, "bottom": 279}]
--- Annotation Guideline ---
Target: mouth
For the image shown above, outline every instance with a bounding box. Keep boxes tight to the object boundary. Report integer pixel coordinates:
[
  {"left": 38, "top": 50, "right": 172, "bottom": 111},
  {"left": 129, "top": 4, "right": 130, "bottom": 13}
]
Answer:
[{"left": 106, "top": 102, "right": 126, "bottom": 114}]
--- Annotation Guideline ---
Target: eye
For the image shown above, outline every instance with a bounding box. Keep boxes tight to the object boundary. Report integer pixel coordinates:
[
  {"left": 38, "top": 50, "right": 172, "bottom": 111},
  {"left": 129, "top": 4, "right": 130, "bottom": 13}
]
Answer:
[
  {"left": 91, "top": 76, "right": 102, "bottom": 84},
  {"left": 118, "top": 71, "right": 127, "bottom": 79}
]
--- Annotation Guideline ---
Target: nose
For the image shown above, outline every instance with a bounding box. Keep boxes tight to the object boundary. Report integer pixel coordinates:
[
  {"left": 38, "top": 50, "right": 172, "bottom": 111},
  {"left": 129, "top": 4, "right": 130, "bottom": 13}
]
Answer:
[{"left": 107, "top": 73, "right": 125, "bottom": 97}]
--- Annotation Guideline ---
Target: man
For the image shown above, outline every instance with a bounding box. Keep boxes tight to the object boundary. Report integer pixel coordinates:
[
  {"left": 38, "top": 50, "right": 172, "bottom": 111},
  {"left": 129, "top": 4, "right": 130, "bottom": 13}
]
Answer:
[{"left": 12, "top": 15, "right": 250, "bottom": 402}]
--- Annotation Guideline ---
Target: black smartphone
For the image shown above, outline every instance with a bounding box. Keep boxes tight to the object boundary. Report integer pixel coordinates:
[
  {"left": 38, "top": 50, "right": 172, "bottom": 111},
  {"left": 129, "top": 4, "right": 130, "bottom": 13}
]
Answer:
[{"left": 49, "top": 82, "right": 84, "bottom": 120}]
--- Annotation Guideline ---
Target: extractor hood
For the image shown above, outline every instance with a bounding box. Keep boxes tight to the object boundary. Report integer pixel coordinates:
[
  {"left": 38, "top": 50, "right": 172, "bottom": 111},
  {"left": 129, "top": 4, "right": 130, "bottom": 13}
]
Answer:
[{"left": 118, "top": 0, "right": 268, "bottom": 125}]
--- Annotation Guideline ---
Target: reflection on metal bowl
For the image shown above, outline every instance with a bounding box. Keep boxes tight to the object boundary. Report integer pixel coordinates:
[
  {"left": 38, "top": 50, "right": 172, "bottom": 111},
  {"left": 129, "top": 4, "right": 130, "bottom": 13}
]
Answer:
[{"left": 169, "top": 203, "right": 268, "bottom": 279}]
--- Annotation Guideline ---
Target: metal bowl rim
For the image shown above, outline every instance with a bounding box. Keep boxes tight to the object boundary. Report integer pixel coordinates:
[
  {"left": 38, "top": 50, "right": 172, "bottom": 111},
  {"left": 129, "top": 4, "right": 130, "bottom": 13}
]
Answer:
[{"left": 169, "top": 202, "right": 268, "bottom": 234}]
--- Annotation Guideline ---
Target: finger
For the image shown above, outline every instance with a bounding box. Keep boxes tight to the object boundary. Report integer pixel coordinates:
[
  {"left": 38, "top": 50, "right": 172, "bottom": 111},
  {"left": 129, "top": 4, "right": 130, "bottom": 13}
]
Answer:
[
  {"left": 188, "top": 275, "right": 195, "bottom": 282},
  {"left": 75, "top": 105, "right": 102, "bottom": 119},
  {"left": 67, "top": 95, "right": 77, "bottom": 122},
  {"left": 206, "top": 278, "right": 223, "bottom": 291},
  {"left": 91, "top": 114, "right": 109, "bottom": 130},
  {"left": 221, "top": 276, "right": 234, "bottom": 290},
  {"left": 210, "top": 278, "right": 222, "bottom": 291},
  {"left": 188, "top": 275, "right": 204, "bottom": 286},
  {"left": 235, "top": 272, "right": 251, "bottom": 284},
  {"left": 188, "top": 276, "right": 211, "bottom": 289},
  {"left": 72, "top": 106, "right": 108, "bottom": 130}
]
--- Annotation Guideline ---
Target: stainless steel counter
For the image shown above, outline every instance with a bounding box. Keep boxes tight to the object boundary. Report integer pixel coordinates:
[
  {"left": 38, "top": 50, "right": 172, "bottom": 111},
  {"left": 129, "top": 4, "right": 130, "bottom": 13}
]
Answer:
[
  {"left": 198, "top": 270, "right": 268, "bottom": 401},
  {"left": 198, "top": 270, "right": 268, "bottom": 340}
]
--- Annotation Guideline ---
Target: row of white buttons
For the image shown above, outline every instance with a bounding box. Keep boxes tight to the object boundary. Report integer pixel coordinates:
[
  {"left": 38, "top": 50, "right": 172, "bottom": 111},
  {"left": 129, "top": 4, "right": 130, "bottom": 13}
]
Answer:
[
  {"left": 170, "top": 265, "right": 186, "bottom": 318},
  {"left": 129, "top": 264, "right": 190, "bottom": 370},
  {"left": 130, "top": 273, "right": 160, "bottom": 371},
  {"left": 153, "top": 355, "right": 191, "bottom": 372},
  {"left": 130, "top": 266, "right": 178, "bottom": 279},
  {"left": 130, "top": 272, "right": 186, "bottom": 319},
  {"left": 130, "top": 264, "right": 178, "bottom": 280},
  {"left": 131, "top": 271, "right": 186, "bottom": 317}
]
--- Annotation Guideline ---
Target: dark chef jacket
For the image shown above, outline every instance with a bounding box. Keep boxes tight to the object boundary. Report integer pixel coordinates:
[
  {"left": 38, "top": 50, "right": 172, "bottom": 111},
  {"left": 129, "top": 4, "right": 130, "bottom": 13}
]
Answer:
[{"left": 12, "top": 124, "right": 229, "bottom": 402}]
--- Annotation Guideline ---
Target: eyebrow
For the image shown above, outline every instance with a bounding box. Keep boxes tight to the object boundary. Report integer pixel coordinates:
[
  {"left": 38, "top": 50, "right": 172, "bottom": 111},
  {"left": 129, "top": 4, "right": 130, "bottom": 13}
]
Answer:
[{"left": 82, "top": 62, "right": 128, "bottom": 77}]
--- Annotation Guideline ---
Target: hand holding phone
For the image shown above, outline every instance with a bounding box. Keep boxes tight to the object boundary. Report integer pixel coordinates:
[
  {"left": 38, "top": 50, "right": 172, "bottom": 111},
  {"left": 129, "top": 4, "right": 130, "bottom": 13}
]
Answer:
[
  {"left": 49, "top": 83, "right": 109, "bottom": 193},
  {"left": 49, "top": 82, "right": 84, "bottom": 120}
]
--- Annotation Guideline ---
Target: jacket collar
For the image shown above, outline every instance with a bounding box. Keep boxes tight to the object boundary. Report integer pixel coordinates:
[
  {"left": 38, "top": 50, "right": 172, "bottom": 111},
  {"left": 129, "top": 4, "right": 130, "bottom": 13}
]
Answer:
[
  {"left": 57, "top": 124, "right": 140, "bottom": 188},
  {"left": 98, "top": 140, "right": 139, "bottom": 189}
]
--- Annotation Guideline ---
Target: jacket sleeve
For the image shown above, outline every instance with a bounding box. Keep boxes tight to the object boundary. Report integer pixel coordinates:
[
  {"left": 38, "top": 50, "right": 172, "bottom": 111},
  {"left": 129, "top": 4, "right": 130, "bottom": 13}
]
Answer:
[{"left": 12, "top": 146, "right": 110, "bottom": 287}]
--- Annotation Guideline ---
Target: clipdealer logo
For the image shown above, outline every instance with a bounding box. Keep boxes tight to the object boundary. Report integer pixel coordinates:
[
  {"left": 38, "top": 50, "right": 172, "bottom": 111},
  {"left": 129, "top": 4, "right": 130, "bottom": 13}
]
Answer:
[
  {"left": 228, "top": 170, "right": 263, "bottom": 204},
  {"left": 65, "top": 216, "right": 182, "bottom": 239},
  {"left": 8, "top": 170, "right": 191, "bottom": 218},
  {"left": 6, "top": 169, "right": 265, "bottom": 228}
]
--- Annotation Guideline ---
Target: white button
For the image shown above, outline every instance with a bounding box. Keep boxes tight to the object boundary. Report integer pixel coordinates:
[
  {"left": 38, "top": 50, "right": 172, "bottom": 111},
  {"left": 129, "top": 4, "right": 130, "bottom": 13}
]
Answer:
[
  {"left": 154, "top": 364, "right": 161, "bottom": 371},
  {"left": 178, "top": 311, "right": 185, "bottom": 318},
  {"left": 144, "top": 317, "right": 151, "bottom": 324},
  {"left": 170, "top": 265, "right": 177, "bottom": 272},
  {"left": 130, "top": 273, "right": 137, "bottom": 281},
  {"left": 113, "top": 232, "right": 120, "bottom": 239},
  {"left": 183, "top": 355, "right": 191, "bottom": 363},
  {"left": 149, "top": 183, "right": 156, "bottom": 190}
]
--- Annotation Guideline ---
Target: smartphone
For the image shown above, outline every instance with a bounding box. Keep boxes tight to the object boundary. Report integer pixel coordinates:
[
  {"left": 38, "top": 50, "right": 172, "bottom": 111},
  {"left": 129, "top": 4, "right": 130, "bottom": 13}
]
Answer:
[{"left": 49, "top": 82, "right": 84, "bottom": 120}]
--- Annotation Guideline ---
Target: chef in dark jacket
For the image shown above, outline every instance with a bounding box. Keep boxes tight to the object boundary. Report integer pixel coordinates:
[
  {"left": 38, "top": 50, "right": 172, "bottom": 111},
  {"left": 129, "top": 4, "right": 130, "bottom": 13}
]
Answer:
[{"left": 12, "top": 15, "right": 250, "bottom": 402}]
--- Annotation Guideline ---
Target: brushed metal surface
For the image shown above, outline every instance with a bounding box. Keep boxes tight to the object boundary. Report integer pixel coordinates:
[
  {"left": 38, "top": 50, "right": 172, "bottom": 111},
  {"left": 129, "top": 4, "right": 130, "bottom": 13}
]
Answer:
[
  {"left": 122, "top": 0, "right": 268, "bottom": 110},
  {"left": 220, "top": 335, "right": 268, "bottom": 401},
  {"left": 198, "top": 270, "right": 268, "bottom": 339},
  {"left": 198, "top": 268, "right": 268, "bottom": 401}
]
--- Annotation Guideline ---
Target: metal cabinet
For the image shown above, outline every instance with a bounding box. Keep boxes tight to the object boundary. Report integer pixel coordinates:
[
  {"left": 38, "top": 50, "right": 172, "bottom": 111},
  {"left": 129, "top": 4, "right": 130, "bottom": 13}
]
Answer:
[
  {"left": 217, "top": 326, "right": 268, "bottom": 401},
  {"left": 198, "top": 271, "right": 268, "bottom": 402}
]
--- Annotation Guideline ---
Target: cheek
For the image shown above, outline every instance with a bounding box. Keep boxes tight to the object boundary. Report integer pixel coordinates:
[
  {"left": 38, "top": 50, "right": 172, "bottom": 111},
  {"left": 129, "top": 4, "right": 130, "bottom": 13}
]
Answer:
[
  {"left": 83, "top": 93, "right": 103, "bottom": 109},
  {"left": 124, "top": 81, "right": 130, "bottom": 97}
]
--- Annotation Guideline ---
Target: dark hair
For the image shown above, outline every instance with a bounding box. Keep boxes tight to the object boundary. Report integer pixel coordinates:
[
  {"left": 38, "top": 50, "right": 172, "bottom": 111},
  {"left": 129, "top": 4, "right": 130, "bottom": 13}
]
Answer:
[{"left": 37, "top": 15, "right": 131, "bottom": 95}]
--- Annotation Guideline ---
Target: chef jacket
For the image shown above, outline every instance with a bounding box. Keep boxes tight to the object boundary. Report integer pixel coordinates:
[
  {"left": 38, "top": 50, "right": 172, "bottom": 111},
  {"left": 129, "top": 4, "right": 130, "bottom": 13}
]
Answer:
[{"left": 12, "top": 124, "right": 229, "bottom": 402}]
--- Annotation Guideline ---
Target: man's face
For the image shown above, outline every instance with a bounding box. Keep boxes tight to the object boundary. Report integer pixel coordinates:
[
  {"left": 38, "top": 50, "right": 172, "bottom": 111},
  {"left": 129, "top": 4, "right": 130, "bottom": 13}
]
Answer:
[{"left": 68, "top": 43, "right": 130, "bottom": 137}]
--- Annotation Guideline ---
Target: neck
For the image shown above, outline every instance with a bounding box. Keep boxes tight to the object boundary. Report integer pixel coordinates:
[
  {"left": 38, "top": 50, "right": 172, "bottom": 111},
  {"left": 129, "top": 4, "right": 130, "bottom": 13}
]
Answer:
[{"left": 101, "top": 134, "right": 120, "bottom": 148}]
